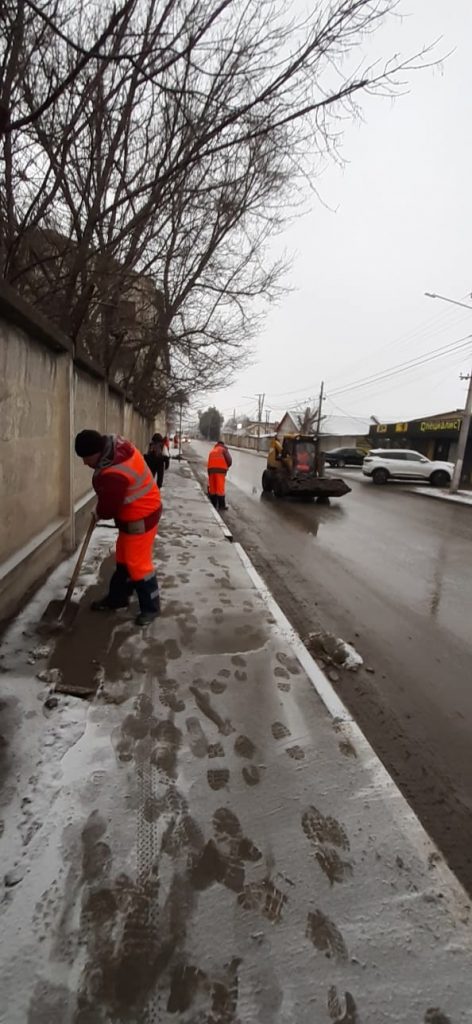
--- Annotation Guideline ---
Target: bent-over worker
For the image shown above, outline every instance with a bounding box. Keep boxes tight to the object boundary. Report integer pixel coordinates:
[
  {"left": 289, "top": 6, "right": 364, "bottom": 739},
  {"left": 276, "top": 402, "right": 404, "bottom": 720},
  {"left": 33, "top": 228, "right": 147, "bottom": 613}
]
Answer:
[
  {"left": 207, "top": 440, "right": 232, "bottom": 511},
  {"left": 75, "top": 430, "right": 162, "bottom": 626}
]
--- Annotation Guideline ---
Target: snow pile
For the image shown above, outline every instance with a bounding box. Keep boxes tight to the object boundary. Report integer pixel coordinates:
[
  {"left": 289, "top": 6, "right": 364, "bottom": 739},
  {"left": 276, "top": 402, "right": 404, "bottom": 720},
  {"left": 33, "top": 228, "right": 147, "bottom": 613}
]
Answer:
[
  {"left": 338, "top": 640, "right": 364, "bottom": 671},
  {"left": 306, "top": 630, "right": 364, "bottom": 672}
]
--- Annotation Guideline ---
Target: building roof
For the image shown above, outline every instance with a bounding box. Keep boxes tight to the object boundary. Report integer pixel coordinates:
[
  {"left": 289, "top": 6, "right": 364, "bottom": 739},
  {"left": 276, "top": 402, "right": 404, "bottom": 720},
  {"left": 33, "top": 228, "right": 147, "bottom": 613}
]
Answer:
[
  {"left": 277, "top": 410, "right": 372, "bottom": 437},
  {"left": 319, "top": 414, "right": 372, "bottom": 437}
]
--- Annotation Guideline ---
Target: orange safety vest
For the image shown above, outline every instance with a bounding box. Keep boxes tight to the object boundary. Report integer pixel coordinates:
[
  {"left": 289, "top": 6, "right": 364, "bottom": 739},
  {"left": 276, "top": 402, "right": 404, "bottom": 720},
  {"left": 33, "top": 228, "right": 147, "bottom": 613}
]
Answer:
[
  {"left": 95, "top": 446, "right": 161, "bottom": 527},
  {"left": 207, "top": 445, "right": 228, "bottom": 495},
  {"left": 297, "top": 450, "right": 311, "bottom": 473}
]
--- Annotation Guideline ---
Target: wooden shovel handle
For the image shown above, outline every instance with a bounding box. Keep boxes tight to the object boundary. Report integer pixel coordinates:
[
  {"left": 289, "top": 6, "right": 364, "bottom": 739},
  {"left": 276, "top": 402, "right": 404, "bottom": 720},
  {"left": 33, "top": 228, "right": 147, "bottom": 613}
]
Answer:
[{"left": 60, "top": 515, "right": 95, "bottom": 614}]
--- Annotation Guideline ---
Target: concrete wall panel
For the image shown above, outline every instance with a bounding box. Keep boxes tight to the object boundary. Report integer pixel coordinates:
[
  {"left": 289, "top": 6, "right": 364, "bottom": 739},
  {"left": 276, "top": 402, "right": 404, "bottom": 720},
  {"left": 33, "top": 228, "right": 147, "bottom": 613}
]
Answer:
[
  {"left": 0, "top": 295, "right": 151, "bottom": 624},
  {"left": 0, "top": 321, "right": 67, "bottom": 564}
]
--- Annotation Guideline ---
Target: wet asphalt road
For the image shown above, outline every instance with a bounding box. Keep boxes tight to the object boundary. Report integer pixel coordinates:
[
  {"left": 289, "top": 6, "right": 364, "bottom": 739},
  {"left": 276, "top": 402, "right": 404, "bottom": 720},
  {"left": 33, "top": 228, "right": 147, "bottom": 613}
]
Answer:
[{"left": 189, "top": 442, "right": 472, "bottom": 896}]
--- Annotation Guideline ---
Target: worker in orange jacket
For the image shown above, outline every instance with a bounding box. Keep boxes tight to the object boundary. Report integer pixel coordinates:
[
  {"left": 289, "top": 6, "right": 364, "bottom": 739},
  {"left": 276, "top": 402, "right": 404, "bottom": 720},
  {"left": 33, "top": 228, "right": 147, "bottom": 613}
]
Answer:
[
  {"left": 296, "top": 444, "right": 311, "bottom": 473},
  {"left": 207, "top": 440, "right": 232, "bottom": 510},
  {"left": 75, "top": 430, "right": 162, "bottom": 626}
]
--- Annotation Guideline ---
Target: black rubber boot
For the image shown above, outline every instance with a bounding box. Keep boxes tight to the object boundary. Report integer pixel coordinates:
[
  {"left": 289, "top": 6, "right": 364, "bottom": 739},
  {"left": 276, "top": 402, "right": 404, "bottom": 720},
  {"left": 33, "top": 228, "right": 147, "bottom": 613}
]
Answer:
[
  {"left": 134, "top": 574, "right": 160, "bottom": 626},
  {"left": 91, "top": 596, "right": 128, "bottom": 611},
  {"left": 135, "top": 611, "right": 160, "bottom": 626},
  {"left": 91, "top": 564, "right": 133, "bottom": 611}
]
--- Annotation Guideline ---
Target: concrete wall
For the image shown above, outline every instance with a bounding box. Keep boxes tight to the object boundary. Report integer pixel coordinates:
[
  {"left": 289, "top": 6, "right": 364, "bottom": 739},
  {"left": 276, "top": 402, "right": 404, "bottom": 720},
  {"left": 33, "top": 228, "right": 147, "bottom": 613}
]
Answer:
[
  {"left": 222, "top": 432, "right": 272, "bottom": 453},
  {"left": 0, "top": 321, "right": 69, "bottom": 564},
  {"left": 0, "top": 281, "right": 153, "bottom": 625},
  {"left": 320, "top": 434, "right": 370, "bottom": 453}
]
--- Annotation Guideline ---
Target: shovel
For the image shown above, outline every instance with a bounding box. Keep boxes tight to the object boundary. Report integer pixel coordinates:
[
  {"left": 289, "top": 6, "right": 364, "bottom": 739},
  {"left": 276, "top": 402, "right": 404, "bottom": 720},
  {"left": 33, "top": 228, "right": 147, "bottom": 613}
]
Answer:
[{"left": 40, "top": 515, "right": 95, "bottom": 630}]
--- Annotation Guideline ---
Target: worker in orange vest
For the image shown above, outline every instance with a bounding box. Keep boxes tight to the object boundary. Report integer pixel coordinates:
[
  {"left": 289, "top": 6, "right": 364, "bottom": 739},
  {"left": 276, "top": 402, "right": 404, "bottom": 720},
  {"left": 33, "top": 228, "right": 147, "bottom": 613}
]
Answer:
[
  {"left": 75, "top": 430, "right": 162, "bottom": 625},
  {"left": 207, "top": 440, "right": 232, "bottom": 510},
  {"left": 296, "top": 445, "right": 311, "bottom": 473}
]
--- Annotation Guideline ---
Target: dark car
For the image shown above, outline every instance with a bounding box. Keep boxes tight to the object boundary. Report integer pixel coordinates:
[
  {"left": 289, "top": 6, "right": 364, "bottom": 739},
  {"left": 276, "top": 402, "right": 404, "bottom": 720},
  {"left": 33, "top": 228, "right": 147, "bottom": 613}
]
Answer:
[{"left": 323, "top": 447, "right": 365, "bottom": 468}]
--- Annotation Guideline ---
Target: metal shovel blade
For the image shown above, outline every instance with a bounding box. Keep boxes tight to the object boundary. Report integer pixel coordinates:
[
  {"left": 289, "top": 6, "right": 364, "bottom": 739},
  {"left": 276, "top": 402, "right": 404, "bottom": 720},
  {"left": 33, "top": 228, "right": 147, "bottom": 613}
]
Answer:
[
  {"left": 38, "top": 516, "right": 96, "bottom": 633},
  {"left": 38, "top": 598, "right": 82, "bottom": 632}
]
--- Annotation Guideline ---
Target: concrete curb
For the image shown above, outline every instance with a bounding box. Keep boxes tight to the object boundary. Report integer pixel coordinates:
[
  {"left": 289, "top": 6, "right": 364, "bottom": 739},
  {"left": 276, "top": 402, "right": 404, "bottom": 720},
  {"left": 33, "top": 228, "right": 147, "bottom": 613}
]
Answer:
[
  {"left": 233, "top": 541, "right": 471, "bottom": 914},
  {"left": 189, "top": 474, "right": 233, "bottom": 542},
  {"left": 226, "top": 445, "right": 266, "bottom": 458},
  {"left": 409, "top": 486, "right": 472, "bottom": 507}
]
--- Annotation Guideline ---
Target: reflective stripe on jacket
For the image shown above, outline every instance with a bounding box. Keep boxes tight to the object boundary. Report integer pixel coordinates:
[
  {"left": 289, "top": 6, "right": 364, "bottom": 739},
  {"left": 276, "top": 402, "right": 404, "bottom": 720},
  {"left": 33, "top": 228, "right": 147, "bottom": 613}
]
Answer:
[
  {"left": 94, "top": 446, "right": 161, "bottom": 523},
  {"left": 207, "top": 446, "right": 229, "bottom": 476}
]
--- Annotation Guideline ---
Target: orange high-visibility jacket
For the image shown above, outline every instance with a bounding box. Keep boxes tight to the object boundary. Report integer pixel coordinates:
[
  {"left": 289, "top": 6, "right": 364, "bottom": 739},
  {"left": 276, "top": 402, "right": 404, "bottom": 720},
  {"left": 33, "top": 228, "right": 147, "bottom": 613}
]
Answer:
[
  {"left": 296, "top": 450, "right": 311, "bottom": 473},
  {"left": 207, "top": 444, "right": 229, "bottom": 496},
  {"left": 95, "top": 446, "right": 161, "bottom": 525}
]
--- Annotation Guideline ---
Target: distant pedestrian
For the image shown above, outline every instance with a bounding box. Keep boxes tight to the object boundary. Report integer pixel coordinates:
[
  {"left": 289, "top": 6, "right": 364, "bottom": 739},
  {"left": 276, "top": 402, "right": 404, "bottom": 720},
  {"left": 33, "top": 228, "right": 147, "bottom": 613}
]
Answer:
[
  {"left": 75, "top": 430, "right": 161, "bottom": 626},
  {"left": 162, "top": 435, "right": 170, "bottom": 469},
  {"left": 207, "top": 440, "right": 232, "bottom": 511},
  {"left": 144, "top": 433, "right": 166, "bottom": 488}
]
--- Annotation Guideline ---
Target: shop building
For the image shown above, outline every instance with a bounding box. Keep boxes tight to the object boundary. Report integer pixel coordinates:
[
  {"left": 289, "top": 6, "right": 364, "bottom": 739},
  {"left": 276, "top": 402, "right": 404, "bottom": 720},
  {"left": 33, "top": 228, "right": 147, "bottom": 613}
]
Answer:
[{"left": 369, "top": 410, "right": 472, "bottom": 486}]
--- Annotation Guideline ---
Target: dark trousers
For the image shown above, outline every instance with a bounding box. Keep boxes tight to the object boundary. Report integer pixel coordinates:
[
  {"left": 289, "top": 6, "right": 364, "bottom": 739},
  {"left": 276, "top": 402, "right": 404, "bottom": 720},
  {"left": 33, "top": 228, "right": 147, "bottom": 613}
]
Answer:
[
  {"left": 209, "top": 493, "right": 227, "bottom": 511},
  {"left": 108, "top": 563, "right": 160, "bottom": 615},
  {"left": 155, "top": 456, "right": 164, "bottom": 489}
]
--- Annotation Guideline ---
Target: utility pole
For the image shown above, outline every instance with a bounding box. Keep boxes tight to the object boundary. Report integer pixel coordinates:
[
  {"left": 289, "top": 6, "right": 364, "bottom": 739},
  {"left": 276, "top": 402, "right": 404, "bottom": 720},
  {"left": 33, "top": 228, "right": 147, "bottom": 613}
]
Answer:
[
  {"left": 425, "top": 291, "right": 472, "bottom": 493},
  {"left": 315, "top": 381, "right": 325, "bottom": 473},
  {"left": 178, "top": 397, "right": 183, "bottom": 460},
  {"left": 451, "top": 369, "right": 472, "bottom": 492},
  {"left": 256, "top": 393, "right": 265, "bottom": 452},
  {"left": 316, "top": 381, "right": 325, "bottom": 437}
]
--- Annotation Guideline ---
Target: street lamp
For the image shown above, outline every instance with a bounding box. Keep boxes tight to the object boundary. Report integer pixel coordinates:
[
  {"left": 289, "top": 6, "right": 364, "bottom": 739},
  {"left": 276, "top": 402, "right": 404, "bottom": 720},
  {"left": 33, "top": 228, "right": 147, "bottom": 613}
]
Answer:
[
  {"left": 425, "top": 291, "right": 472, "bottom": 492},
  {"left": 173, "top": 388, "right": 188, "bottom": 460},
  {"left": 424, "top": 291, "right": 472, "bottom": 312}
]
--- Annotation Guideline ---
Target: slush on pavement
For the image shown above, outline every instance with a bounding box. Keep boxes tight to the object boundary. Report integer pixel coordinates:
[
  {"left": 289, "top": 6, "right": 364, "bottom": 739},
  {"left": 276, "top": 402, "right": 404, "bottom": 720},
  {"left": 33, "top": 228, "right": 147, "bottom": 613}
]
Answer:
[{"left": 0, "top": 465, "right": 471, "bottom": 1023}]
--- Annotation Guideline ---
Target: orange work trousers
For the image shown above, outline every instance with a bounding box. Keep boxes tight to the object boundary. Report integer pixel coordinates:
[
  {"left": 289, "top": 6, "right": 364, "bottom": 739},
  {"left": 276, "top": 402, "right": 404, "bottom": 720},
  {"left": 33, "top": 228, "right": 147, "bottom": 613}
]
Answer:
[
  {"left": 208, "top": 472, "right": 226, "bottom": 497},
  {"left": 115, "top": 527, "right": 157, "bottom": 582}
]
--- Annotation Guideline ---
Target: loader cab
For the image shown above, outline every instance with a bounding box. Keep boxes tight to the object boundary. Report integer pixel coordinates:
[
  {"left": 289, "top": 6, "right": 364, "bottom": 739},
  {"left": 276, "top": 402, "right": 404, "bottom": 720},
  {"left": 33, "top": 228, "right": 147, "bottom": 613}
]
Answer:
[{"left": 292, "top": 436, "right": 316, "bottom": 475}]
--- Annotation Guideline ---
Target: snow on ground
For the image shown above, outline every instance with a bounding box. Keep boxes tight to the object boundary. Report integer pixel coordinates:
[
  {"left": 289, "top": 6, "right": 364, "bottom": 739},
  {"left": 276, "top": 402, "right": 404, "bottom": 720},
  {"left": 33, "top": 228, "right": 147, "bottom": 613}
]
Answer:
[
  {"left": 410, "top": 486, "right": 472, "bottom": 506},
  {"left": 0, "top": 528, "right": 114, "bottom": 897}
]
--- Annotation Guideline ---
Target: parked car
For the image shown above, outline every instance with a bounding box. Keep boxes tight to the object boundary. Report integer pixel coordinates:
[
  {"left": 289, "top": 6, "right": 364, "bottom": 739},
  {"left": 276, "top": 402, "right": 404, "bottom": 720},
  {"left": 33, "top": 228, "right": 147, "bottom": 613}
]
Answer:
[
  {"left": 362, "top": 449, "right": 454, "bottom": 487},
  {"left": 324, "top": 447, "right": 366, "bottom": 468}
]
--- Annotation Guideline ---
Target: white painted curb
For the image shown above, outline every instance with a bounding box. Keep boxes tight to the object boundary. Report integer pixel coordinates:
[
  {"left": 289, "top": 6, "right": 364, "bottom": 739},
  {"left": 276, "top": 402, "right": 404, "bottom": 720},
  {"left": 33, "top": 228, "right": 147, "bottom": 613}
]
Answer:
[{"left": 190, "top": 477, "right": 233, "bottom": 541}]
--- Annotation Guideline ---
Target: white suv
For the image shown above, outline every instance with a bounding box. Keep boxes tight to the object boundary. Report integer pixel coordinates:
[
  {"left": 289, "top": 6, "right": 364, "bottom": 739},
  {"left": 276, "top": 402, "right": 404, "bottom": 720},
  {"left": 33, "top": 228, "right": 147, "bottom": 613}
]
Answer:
[{"left": 362, "top": 449, "right": 454, "bottom": 487}]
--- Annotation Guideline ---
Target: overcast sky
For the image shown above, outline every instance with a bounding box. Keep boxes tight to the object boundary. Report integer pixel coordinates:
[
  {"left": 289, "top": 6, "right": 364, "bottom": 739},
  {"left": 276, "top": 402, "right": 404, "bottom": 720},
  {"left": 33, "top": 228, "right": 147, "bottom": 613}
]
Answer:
[{"left": 203, "top": 0, "right": 472, "bottom": 426}]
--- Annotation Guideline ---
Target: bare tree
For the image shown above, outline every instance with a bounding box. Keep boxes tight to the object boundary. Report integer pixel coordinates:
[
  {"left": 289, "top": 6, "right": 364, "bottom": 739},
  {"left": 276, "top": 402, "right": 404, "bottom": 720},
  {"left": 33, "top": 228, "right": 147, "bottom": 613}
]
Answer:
[
  {"left": 297, "top": 406, "right": 321, "bottom": 434},
  {"left": 1, "top": 0, "right": 433, "bottom": 415}
]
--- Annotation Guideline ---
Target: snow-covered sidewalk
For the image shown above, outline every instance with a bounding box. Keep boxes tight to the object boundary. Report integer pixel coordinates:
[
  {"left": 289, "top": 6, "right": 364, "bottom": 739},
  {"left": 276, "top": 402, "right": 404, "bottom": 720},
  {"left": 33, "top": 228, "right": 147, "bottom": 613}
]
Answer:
[
  {"left": 410, "top": 485, "right": 472, "bottom": 506},
  {"left": 0, "top": 463, "right": 471, "bottom": 1023}
]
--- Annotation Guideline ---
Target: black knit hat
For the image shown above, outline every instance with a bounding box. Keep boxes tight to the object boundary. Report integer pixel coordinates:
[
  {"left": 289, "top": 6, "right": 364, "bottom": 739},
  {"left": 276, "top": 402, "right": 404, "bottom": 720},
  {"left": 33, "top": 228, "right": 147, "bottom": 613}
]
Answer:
[{"left": 75, "top": 429, "right": 105, "bottom": 457}]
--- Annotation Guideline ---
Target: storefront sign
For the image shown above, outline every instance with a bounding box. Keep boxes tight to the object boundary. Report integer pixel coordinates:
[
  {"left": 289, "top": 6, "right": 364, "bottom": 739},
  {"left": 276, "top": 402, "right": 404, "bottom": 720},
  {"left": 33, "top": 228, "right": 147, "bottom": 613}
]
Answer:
[
  {"left": 371, "top": 416, "right": 462, "bottom": 440},
  {"left": 419, "top": 419, "right": 461, "bottom": 433}
]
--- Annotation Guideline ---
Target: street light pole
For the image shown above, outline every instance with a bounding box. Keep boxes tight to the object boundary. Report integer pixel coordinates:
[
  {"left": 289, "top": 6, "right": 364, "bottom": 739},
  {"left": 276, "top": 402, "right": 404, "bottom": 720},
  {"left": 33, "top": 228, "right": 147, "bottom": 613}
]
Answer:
[
  {"left": 451, "top": 371, "right": 472, "bottom": 492},
  {"left": 424, "top": 292, "right": 472, "bottom": 312},
  {"left": 425, "top": 291, "right": 472, "bottom": 492},
  {"left": 179, "top": 398, "right": 183, "bottom": 460},
  {"left": 256, "top": 393, "right": 265, "bottom": 452}
]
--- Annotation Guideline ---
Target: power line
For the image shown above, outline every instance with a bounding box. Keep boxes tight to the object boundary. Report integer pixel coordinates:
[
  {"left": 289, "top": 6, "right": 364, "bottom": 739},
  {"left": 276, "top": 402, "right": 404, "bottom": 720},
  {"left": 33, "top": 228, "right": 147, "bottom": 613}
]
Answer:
[
  {"left": 328, "top": 335, "right": 472, "bottom": 399},
  {"left": 264, "top": 295, "right": 472, "bottom": 402}
]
